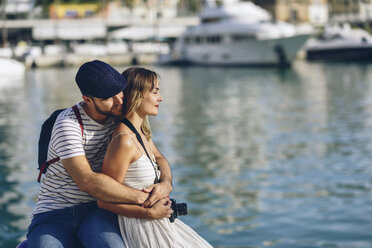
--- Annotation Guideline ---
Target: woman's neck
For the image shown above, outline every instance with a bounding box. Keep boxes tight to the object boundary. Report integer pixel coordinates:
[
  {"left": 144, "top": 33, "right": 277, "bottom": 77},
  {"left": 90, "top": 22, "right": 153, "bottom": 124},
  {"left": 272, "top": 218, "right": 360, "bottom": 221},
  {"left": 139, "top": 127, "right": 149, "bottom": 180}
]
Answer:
[{"left": 126, "top": 113, "right": 144, "bottom": 132}]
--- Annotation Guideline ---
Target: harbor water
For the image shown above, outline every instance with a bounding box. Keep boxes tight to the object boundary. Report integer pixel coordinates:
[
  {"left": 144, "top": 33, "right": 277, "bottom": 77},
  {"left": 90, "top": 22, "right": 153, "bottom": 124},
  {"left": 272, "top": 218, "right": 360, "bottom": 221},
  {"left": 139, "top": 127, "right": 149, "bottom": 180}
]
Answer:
[{"left": 0, "top": 61, "right": 372, "bottom": 248}]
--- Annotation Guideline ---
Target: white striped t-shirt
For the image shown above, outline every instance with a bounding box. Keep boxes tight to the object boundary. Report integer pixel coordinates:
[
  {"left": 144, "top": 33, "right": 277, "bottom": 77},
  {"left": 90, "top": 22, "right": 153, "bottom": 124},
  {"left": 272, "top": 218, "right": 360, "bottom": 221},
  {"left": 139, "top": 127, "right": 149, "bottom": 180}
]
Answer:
[{"left": 33, "top": 102, "right": 117, "bottom": 215}]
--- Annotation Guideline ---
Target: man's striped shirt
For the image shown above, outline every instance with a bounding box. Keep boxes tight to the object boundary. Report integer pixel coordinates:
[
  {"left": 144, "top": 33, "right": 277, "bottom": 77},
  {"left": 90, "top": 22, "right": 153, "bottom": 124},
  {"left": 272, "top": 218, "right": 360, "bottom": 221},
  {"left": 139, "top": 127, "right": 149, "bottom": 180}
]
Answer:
[{"left": 33, "top": 102, "right": 117, "bottom": 215}]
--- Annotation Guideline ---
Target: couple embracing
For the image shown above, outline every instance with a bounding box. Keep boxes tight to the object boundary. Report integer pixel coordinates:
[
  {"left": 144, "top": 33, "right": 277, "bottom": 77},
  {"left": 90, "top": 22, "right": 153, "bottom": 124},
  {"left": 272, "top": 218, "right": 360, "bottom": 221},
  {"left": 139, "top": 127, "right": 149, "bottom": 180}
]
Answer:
[{"left": 26, "top": 60, "right": 212, "bottom": 248}]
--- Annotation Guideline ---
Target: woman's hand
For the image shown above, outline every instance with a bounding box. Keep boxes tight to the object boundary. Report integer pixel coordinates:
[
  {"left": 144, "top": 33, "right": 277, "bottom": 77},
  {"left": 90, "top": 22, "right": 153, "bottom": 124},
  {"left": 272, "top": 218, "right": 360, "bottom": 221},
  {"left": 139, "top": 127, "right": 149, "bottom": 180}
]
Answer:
[
  {"left": 142, "top": 181, "right": 173, "bottom": 207},
  {"left": 146, "top": 197, "right": 173, "bottom": 219}
]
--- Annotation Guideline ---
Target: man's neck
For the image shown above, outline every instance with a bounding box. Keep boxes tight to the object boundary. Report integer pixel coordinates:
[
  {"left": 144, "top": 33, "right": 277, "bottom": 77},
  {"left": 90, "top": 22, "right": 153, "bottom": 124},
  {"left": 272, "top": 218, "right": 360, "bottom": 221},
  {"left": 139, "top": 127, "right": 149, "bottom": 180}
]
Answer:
[{"left": 81, "top": 102, "right": 108, "bottom": 125}]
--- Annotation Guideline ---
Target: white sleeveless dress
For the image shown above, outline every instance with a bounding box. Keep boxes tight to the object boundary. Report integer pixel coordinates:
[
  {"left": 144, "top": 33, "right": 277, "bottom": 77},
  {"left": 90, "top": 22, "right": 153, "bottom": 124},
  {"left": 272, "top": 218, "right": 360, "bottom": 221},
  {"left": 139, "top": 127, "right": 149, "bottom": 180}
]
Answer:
[{"left": 116, "top": 135, "right": 213, "bottom": 248}]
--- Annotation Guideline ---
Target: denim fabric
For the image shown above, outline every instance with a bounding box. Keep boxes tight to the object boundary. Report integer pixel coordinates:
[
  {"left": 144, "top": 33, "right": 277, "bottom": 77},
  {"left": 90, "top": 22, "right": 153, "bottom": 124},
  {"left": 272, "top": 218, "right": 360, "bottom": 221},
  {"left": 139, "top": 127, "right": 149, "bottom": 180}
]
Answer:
[{"left": 27, "top": 202, "right": 125, "bottom": 248}]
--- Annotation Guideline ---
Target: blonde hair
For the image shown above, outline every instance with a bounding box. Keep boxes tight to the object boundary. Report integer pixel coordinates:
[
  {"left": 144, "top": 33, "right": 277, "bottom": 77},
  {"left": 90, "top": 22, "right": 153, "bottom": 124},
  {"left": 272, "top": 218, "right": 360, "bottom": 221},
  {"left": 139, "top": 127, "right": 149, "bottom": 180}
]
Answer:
[{"left": 121, "top": 67, "right": 160, "bottom": 140}]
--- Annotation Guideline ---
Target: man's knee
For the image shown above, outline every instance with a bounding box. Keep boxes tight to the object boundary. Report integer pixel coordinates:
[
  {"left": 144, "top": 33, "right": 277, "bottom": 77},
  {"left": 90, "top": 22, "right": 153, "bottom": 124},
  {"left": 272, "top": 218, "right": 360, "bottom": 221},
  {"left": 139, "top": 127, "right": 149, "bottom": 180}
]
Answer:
[
  {"left": 27, "top": 223, "right": 74, "bottom": 248},
  {"left": 26, "top": 210, "right": 75, "bottom": 248}
]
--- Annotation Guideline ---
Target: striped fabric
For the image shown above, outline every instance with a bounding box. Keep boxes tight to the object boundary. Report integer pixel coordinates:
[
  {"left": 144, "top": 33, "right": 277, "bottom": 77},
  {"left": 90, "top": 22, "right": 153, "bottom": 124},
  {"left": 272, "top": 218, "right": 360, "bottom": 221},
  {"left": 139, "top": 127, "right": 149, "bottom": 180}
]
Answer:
[{"left": 33, "top": 102, "right": 117, "bottom": 215}]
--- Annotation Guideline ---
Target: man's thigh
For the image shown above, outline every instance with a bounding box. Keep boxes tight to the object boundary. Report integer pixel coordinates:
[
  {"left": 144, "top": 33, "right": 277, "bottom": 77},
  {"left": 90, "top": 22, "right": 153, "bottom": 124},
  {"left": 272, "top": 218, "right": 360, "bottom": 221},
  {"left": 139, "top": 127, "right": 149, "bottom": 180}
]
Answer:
[
  {"left": 78, "top": 206, "right": 125, "bottom": 248},
  {"left": 27, "top": 210, "right": 75, "bottom": 248}
]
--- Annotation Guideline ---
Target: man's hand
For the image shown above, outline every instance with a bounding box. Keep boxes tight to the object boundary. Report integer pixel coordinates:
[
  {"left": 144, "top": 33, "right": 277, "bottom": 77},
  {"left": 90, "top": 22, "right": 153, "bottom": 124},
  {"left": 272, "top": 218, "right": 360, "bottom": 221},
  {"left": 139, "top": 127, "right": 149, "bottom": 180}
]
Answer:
[
  {"left": 135, "top": 191, "right": 150, "bottom": 205},
  {"left": 142, "top": 181, "right": 173, "bottom": 208},
  {"left": 146, "top": 197, "right": 173, "bottom": 219}
]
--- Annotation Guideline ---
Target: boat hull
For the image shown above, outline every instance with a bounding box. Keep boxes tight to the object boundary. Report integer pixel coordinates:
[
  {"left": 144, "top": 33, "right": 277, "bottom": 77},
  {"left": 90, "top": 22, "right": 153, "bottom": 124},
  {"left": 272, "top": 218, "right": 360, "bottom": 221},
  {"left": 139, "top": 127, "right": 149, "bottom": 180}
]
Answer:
[
  {"left": 175, "top": 34, "right": 309, "bottom": 66},
  {"left": 306, "top": 45, "right": 372, "bottom": 61},
  {"left": 0, "top": 58, "right": 25, "bottom": 77}
]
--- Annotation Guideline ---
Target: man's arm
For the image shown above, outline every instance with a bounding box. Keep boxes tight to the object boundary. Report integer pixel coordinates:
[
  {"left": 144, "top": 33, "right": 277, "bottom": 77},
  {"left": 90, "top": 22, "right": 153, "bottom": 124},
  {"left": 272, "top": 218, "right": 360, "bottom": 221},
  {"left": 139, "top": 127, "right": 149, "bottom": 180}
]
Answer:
[
  {"left": 142, "top": 140, "right": 173, "bottom": 207},
  {"left": 53, "top": 113, "right": 148, "bottom": 204},
  {"left": 63, "top": 156, "right": 149, "bottom": 205},
  {"left": 97, "top": 197, "right": 173, "bottom": 219}
]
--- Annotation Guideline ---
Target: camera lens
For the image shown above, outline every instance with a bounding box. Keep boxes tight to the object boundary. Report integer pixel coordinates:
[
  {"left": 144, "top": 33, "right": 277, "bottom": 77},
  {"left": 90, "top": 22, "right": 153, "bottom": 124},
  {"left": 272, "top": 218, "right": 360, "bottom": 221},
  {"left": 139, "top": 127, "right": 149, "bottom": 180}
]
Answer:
[
  {"left": 176, "top": 203, "right": 188, "bottom": 216},
  {"left": 169, "top": 199, "right": 188, "bottom": 222}
]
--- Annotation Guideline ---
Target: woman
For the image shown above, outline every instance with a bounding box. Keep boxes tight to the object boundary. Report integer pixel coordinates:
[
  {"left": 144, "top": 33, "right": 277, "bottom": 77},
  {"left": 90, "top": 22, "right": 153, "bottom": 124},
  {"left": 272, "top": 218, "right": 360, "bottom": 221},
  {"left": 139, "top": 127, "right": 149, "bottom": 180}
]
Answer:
[{"left": 98, "top": 67, "right": 213, "bottom": 248}]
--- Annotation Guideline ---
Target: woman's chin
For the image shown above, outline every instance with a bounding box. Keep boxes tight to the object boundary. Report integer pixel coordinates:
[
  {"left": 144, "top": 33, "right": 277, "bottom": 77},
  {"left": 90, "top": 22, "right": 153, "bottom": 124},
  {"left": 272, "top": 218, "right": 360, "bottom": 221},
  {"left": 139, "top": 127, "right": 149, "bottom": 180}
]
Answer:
[{"left": 142, "top": 112, "right": 158, "bottom": 117}]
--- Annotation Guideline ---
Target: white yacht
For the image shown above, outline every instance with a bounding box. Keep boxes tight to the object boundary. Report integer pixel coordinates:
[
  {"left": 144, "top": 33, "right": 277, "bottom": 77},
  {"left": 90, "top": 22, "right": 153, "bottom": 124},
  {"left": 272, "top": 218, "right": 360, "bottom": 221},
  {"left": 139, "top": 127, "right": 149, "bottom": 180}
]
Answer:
[
  {"left": 0, "top": 48, "right": 25, "bottom": 78},
  {"left": 170, "top": 0, "right": 311, "bottom": 66},
  {"left": 0, "top": 57, "right": 25, "bottom": 77},
  {"left": 306, "top": 24, "right": 372, "bottom": 61}
]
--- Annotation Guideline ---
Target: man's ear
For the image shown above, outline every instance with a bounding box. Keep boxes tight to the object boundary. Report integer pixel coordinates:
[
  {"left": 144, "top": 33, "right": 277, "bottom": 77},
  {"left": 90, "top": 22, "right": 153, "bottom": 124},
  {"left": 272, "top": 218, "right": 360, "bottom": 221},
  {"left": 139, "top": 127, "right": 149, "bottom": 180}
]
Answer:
[{"left": 82, "top": 95, "right": 92, "bottom": 104}]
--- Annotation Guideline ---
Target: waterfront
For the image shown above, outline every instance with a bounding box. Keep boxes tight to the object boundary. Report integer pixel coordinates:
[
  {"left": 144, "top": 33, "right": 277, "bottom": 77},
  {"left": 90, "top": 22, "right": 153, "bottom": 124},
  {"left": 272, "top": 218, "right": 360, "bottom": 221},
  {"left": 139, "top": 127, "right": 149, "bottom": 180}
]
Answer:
[{"left": 1, "top": 61, "right": 372, "bottom": 247}]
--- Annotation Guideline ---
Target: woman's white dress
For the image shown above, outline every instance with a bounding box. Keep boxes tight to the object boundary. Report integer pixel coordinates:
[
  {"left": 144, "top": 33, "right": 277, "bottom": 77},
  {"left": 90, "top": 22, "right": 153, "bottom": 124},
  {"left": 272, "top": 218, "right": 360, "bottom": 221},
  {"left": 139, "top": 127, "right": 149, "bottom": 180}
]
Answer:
[{"left": 118, "top": 154, "right": 213, "bottom": 248}]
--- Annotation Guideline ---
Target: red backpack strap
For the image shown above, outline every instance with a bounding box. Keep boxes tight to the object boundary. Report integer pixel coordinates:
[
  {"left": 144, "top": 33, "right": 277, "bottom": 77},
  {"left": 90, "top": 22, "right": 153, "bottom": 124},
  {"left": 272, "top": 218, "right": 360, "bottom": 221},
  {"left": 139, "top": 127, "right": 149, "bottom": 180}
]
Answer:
[
  {"left": 37, "top": 157, "right": 60, "bottom": 182},
  {"left": 72, "top": 104, "right": 84, "bottom": 136}
]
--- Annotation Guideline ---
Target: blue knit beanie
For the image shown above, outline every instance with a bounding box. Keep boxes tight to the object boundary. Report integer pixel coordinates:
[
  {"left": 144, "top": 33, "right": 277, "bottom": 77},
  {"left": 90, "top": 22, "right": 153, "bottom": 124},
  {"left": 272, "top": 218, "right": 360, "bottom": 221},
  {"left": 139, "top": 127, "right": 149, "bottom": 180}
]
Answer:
[{"left": 75, "top": 60, "right": 127, "bottom": 98}]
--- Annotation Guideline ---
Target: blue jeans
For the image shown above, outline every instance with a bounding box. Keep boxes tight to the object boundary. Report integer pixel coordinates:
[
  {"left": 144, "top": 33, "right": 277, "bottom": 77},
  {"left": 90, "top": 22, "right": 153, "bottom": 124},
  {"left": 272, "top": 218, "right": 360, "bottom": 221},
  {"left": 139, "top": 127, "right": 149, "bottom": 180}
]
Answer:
[{"left": 26, "top": 201, "right": 125, "bottom": 248}]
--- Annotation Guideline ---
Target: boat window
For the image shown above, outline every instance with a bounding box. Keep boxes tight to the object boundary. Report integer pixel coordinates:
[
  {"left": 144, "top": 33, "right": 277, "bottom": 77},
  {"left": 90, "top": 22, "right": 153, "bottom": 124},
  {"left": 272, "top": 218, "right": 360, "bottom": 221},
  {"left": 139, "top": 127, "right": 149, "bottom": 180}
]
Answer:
[
  {"left": 232, "top": 34, "right": 256, "bottom": 42},
  {"left": 201, "top": 18, "right": 221, "bottom": 24},
  {"left": 206, "top": 35, "right": 221, "bottom": 44},
  {"left": 185, "top": 36, "right": 206, "bottom": 44}
]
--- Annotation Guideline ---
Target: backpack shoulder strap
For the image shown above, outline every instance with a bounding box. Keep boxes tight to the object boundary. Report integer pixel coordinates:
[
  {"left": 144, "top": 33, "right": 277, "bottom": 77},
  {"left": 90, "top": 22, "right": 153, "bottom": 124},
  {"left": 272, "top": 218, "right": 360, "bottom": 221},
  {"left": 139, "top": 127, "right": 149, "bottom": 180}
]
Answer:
[{"left": 72, "top": 104, "right": 83, "bottom": 136}]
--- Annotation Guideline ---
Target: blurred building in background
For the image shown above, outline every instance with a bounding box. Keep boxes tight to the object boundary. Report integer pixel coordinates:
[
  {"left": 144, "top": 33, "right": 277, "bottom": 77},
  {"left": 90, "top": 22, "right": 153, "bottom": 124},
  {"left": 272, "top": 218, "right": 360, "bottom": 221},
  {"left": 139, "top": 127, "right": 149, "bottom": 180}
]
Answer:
[
  {"left": 1, "top": 0, "right": 372, "bottom": 61},
  {"left": 106, "top": 0, "right": 179, "bottom": 21},
  {"left": 253, "top": 0, "right": 328, "bottom": 25},
  {"left": 328, "top": 0, "right": 372, "bottom": 25},
  {"left": 3, "top": 0, "right": 34, "bottom": 19},
  {"left": 49, "top": 3, "right": 99, "bottom": 19}
]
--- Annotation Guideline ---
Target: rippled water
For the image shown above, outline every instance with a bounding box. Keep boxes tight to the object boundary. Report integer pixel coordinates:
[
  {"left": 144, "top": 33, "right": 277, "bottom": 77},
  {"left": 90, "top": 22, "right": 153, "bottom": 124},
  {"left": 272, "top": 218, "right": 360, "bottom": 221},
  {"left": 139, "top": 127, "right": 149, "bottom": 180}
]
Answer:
[{"left": 1, "top": 62, "right": 372, "bottom": 247}]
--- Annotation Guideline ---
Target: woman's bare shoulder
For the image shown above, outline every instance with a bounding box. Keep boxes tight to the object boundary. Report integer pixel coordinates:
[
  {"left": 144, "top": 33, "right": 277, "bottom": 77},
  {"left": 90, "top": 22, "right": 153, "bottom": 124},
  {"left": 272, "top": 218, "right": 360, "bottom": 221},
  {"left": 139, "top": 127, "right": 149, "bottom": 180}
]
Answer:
[
  {"left": 110, "top": 123, "right": 142, "bottom": 160},
  {"left": 112, "top": 132, "right": 136, "bottom": 149},
  {"left": 112, "top": 123, "right": 134, "bottom": 142}
]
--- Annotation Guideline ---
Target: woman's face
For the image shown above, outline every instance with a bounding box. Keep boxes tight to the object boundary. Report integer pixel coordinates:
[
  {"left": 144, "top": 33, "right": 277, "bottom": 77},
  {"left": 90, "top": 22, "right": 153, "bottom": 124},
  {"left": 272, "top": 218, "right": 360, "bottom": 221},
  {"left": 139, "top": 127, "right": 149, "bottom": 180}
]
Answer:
[{"left": 138, "top": 81, "right": 163, "bottom": 116}]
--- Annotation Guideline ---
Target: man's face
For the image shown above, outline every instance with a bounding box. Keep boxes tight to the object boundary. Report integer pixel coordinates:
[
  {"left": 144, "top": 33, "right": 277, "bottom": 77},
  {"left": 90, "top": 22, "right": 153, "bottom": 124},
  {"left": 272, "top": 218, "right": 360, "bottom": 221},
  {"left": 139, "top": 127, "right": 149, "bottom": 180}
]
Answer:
[{"left": 90, "top": 91, "right": 124, "bottom": 117}]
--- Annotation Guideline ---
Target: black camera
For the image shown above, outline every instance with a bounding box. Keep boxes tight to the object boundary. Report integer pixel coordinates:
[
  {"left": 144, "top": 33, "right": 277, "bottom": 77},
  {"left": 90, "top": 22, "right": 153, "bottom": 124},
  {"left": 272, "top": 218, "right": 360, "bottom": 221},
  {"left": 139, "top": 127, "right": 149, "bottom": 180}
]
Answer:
[{"left": 169, "top": 199, "right": 188, "bottom": 222}]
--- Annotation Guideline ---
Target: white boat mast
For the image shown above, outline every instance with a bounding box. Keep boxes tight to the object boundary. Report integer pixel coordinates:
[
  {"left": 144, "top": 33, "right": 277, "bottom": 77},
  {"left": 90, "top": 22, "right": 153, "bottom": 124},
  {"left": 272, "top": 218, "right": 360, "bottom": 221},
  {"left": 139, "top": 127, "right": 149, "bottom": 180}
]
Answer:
[{"left": 1, "top": 0, "right": 8, "bottom": 47}]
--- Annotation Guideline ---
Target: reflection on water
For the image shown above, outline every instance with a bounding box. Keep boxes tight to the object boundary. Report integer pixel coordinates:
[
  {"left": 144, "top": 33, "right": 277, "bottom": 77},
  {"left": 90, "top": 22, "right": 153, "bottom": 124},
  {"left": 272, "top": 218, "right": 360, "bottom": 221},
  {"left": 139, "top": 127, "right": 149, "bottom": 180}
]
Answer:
[
  {"left": 1, "top": 62, "right": 372, "bottom": 247},
  {"left": 152, "top": 62, "right": 372, "bottom": 247},
  {"left": 0, "top": 76, "right": 35, "bottom": 247},
  {"left": 0, "top": 69, "right": 82, "bottom": 247}
]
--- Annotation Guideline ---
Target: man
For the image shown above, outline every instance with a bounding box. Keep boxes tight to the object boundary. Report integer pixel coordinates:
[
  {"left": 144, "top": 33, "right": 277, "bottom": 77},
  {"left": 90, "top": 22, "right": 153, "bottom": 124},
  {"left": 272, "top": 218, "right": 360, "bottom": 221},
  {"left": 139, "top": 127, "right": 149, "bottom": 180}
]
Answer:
[{"left": 27, "top": 60, "right": 173, "bottom": 247}]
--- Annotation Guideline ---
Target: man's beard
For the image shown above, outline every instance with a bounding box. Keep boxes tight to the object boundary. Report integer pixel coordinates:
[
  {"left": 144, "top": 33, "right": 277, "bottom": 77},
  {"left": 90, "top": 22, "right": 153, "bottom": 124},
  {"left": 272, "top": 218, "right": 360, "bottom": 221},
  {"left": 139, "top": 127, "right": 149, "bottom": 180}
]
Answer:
[{"left": 92, "top": 100, "right": 122, "bottom": 118}]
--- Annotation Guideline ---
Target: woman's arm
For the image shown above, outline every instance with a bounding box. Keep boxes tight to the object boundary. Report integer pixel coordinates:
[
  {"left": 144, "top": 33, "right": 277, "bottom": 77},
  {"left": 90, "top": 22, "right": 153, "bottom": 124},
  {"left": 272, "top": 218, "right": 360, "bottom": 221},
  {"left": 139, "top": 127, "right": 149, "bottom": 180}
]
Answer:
[
  {"left": 99, "top": 132, "right": 172, "bottom": 218},
  {"left": 142, "top": 140, "right": 173, "bottom": 208},
  {"left": 152, "top": 140, "right": 173, "bottom": 186},
  {"left": 101, "top": 134, "right": 135, "bottom": 184}
]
